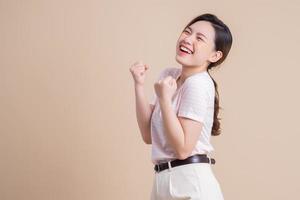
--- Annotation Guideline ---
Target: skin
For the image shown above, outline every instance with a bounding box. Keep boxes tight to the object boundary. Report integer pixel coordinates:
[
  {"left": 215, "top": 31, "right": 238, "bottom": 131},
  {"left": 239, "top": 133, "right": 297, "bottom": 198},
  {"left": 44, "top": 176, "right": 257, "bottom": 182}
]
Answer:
[
  {"left": 153, "top": 21, "right": 223, "bottom": 159},
  {"left": 129, "top": 61, "right": 152, "bottom": 145}
]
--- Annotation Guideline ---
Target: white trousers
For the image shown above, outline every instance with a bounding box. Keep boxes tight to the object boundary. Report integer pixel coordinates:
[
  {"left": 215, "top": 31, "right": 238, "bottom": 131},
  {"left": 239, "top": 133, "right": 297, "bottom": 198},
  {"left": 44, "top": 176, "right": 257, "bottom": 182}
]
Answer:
[{"left": 150, "top": 162, "right": 224, "bottom": 200}]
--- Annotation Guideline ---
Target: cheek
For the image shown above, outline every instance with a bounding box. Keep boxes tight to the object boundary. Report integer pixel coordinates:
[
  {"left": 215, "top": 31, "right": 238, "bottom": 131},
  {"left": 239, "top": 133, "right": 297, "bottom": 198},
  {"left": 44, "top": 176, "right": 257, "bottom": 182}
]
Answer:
[
  {"left": 193, "top": 47, "right": 210, "bottom": 62},
  {"left": 177, "top": 35, "right": 185, "bottom": 43},
  {"left": 194, "top": 44, "right": 211, "bottom": 56}
]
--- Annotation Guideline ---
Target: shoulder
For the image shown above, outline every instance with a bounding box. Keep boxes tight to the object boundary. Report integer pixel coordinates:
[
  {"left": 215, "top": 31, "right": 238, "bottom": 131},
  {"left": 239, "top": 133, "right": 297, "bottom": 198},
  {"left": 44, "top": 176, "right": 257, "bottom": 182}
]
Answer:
[
  {"left": 183, "top": 72, "right": 215, "bottom": 96},
  {"left": 186, "top": 72, "right": 214, "bottom": 87}
]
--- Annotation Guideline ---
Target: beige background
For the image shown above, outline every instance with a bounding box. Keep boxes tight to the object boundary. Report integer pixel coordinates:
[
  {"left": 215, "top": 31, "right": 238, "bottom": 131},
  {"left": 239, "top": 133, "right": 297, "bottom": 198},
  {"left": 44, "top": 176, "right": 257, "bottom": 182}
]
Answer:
[{"left": 1, "top": 0, "right": 300, "bottom": 199}]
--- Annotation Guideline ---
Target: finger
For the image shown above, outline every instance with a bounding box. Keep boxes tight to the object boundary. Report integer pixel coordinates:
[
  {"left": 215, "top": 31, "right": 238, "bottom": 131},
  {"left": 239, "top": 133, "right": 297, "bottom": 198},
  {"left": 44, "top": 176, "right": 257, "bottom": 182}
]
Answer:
[
  {"left": 173, "top": 79, "right": 177, "bottom": 86},
  {"left": 171, "top": 78, "right": 177, "bottom": 86},
  {"left": 133, "top": 65, "right": 146, "bottom": 72},
  {"left": 132, "top": 60, "right": 143, "bottom": 68},
  {"left": 137, "top": 65, "right": 145, "bottom": 70},
  {"left": 170, "top": 78, "right": 175, "bottom": 85},
  {"left": 171, "top": 79, "right": 176, "bottom": 86},
  {"left": 164, "top": 76, "right": 172, "bottom": 81},
  {"left": 132, "top": 61, "right": 139, "bottom": 66},
  {"left": 144, "top": 64, "right": 149, "bottom": 70},
  {"left": 163, "top": 76, "right": 173, "bottom": 84}
]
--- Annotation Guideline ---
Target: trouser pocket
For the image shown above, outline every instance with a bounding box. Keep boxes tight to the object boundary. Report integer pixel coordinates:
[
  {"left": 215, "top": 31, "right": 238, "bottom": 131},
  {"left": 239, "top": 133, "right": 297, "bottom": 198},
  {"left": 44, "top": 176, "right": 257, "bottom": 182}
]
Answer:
[{"left": 169, "top": 164, "right": 202, "bottom": 199}]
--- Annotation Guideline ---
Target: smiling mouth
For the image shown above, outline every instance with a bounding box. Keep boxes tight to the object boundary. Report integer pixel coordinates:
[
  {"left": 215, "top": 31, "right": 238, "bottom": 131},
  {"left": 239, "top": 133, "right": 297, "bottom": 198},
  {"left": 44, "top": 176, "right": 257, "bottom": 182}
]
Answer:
[
  {"left": 179, "top": 45, "right": 193, "bottom": 54},
  {"left": 178, "top": 48, "right": 193, "bottom": 56}
]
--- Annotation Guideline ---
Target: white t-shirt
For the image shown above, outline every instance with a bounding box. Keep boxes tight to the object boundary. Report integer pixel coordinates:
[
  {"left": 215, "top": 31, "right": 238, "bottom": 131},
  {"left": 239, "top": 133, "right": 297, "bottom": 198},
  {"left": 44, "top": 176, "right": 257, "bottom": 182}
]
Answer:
[{"left": 150, "top": 67, "right": 215, "bottom": 165}]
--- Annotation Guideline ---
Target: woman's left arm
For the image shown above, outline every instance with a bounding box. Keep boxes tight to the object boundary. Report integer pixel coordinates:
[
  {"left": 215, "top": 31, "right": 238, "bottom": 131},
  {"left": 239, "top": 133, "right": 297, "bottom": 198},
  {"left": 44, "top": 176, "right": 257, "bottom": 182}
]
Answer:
[{"left": 159, "top": 99, "right": 203, "bottom": 160}]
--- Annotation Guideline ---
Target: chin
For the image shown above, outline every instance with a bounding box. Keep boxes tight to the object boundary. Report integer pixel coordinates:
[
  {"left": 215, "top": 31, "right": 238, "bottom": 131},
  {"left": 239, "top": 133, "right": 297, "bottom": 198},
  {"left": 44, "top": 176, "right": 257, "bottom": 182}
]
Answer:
[
  {"left": 175, "top": 55, "right": 182, "bottom": 65},
  {"left": 175, "top": 54, "right": 189, "bottom": 66}
]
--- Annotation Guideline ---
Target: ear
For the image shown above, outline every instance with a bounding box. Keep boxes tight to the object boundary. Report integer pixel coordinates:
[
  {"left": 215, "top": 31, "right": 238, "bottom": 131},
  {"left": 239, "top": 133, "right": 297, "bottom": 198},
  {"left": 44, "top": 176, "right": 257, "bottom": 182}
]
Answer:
[{"left": 208, "top": 50, "right": 223, "bottom": 63}]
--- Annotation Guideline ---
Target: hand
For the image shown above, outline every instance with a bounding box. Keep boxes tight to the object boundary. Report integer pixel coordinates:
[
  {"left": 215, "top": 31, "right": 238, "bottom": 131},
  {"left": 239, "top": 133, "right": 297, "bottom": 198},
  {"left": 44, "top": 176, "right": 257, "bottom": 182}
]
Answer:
[
  {"left": 154, "top": 75, "right": 177, "bottom": 103},
  {"left": 129, "top": 60, "right": 149, "bottom": 86}
]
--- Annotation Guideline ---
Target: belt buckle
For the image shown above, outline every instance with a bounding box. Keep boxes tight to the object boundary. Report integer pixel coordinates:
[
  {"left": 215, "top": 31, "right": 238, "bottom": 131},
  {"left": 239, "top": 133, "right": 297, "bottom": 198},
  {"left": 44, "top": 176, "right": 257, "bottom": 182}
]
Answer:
[
  {"left": 155, "top": 164, "right": 160, "bottom": 173},
  {"left": 207, "top": 155, "right": 212, "bottom": 164}
]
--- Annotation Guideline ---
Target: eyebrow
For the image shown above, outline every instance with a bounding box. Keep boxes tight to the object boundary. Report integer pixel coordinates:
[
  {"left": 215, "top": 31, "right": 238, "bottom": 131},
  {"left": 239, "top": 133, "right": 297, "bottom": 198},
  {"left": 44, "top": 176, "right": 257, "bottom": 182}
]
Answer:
[{"left": 186, "top": 26, "right": 208, "bottom": 40}]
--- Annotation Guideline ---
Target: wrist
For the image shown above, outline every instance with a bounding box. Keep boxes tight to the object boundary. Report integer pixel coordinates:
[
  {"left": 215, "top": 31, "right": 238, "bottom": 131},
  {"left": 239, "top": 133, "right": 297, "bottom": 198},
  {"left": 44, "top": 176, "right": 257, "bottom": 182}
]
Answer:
[
  {"left": 134, "top": 83, "right": 144, "bottom": 89},
  {"left": 158, "top": 97, "right": 172, "bottom": 106}
]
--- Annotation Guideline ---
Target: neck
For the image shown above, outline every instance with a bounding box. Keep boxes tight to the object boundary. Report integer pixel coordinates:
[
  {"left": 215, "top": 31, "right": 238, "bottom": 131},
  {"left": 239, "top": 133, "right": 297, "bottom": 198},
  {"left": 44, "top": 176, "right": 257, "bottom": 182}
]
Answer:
[{"left": 177, "top": 65, "right": 208, "bottom": 83}]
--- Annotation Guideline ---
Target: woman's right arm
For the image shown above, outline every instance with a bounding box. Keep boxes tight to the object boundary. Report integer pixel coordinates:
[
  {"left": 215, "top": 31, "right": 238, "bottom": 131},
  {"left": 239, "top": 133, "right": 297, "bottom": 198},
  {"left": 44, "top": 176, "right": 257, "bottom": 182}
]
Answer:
[
  {"left": 134, "top": 84, "right": 154, "bottom": 145},
  {"left": 130, "top": 61, "right": 154, "bottom": 145}
]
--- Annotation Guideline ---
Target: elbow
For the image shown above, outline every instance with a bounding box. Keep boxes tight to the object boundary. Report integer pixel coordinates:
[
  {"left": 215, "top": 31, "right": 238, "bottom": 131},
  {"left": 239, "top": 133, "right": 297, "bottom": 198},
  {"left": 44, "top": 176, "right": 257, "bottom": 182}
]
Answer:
[
  {"left": 177, "top": 153, "right": 189, "bottom": 160},
  {"left": 141, "top": 127, "right": 152, "bottom": 145},
  {"left": 143, "top": 135, "right": 152, "bottom": 145},
  {"left": 175, "top": 149, "right": 190, "bottom": 160},
  {"left": 144, "top": 139, "right": 152, "bottom": 145}
]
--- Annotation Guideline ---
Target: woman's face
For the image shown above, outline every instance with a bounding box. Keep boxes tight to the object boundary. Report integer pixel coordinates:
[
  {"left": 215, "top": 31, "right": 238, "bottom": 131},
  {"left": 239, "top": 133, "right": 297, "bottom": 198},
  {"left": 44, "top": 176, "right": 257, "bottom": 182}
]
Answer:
[{"left": 175, "top": 20, "right": 221, "bottom": 68}]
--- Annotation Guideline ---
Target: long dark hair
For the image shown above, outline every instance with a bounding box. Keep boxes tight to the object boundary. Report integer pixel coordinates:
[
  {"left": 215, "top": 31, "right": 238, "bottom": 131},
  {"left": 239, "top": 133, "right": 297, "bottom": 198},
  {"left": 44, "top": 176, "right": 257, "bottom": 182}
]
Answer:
[{"left": 183, "top": 13, "right": 233, "bottom": 136}]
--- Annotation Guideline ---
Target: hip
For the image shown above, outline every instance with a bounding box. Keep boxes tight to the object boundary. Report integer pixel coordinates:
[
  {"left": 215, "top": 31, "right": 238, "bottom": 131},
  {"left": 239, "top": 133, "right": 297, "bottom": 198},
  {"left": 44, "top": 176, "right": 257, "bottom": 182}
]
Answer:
[{"left": 151, "top": 163, "right": 224, "bottom": 200}]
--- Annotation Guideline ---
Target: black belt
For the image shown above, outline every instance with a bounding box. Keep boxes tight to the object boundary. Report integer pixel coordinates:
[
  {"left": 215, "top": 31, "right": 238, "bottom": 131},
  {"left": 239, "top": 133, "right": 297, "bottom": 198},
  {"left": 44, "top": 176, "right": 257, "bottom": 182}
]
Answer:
[{"left": 154, "top": 154, "right": 215, "bottom": 173}]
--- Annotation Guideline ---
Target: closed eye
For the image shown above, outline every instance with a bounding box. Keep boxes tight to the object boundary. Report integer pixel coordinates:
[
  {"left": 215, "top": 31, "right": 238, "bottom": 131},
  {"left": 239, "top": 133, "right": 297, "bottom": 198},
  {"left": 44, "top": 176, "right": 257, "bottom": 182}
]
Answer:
[{"left": 183, "top": 30, "right": 202, "bottom": 41}]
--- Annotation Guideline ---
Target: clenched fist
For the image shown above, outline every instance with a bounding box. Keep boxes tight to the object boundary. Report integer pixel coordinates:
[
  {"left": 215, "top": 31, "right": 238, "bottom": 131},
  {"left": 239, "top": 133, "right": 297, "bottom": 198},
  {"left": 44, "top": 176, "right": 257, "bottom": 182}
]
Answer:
[
  {"left": 154, "top": 76, "right": 177, "bottom": 103},
  {"left": 129, "top": 60, "right": 149, "bottom": 86}
]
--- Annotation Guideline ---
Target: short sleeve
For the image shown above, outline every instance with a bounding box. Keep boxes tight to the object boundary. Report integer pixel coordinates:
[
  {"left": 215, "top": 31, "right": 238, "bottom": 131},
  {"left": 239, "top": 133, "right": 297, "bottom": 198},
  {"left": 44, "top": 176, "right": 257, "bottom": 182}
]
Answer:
[
  {"left": 177, "top": 79, "right": 210, "bottom": 123},
  {"left": 149, "top": 67, "right": 172, "bottom": 106}
]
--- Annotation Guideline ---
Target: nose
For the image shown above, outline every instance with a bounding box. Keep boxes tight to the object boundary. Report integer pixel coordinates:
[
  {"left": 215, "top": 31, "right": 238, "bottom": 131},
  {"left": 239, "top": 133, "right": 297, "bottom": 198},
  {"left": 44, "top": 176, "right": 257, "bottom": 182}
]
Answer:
[{"left": 182, "top": 35, "right": 194, "bottom": 45}]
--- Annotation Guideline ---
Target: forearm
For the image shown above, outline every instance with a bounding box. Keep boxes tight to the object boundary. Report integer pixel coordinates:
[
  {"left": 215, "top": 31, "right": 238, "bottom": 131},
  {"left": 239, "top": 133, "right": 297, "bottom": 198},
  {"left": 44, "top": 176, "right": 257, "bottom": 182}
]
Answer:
[
  {"left": 134, "top": 84, "right": 152, "bottom": 144},
  {"left": 159, "top": 99, "right": 186, "bottom": 158}
]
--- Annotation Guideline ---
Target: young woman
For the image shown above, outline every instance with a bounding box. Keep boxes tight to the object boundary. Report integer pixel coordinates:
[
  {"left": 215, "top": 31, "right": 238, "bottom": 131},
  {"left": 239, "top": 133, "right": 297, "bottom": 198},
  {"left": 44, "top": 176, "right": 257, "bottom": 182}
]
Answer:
[{"left": 129, "top": 13, "right": 233, "bottom": 200}]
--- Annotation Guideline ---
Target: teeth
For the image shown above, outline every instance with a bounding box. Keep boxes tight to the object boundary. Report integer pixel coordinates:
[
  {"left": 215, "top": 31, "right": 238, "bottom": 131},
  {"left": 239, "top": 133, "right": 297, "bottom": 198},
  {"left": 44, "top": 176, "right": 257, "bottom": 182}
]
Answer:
[{"left": 180, "top": 45, "right": 192, "bottom": 54}]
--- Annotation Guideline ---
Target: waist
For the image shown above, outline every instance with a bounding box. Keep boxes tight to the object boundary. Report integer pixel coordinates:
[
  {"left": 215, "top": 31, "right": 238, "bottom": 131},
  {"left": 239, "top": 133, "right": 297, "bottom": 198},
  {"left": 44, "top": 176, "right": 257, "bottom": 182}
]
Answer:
[{"left": 154, "top": 154, "right": 216, "bottom": 173}]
